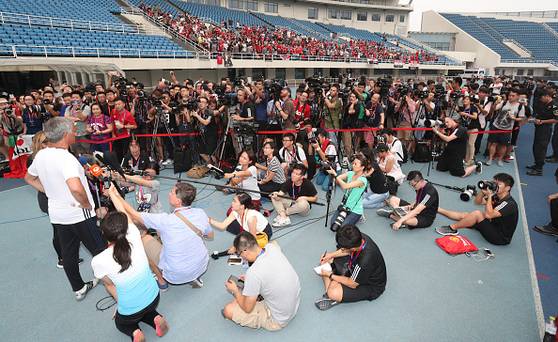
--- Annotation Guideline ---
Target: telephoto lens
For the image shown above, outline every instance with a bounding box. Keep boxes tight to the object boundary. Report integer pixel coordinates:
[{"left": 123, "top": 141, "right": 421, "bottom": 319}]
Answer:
[
  {"left": 478, "top": 180, "right": 498, "bottom": 192},
  {"left": 330, "top": 207, "right": 348, "bottom": 232},
  {"left": 460, "top": 185, "right": 477, "bottom": 202}
]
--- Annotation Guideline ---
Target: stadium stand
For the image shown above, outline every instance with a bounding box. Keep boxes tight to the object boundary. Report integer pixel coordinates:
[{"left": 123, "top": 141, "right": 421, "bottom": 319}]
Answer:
[{"left": 441, "top": 13, "right": 558, "bottom": 62}]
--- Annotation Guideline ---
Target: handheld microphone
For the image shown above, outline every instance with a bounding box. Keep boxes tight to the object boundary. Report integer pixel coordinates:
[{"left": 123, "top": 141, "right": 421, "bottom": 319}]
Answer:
[
  {"left": 207, "top": 164, "right": 225, "bottom": 178},
  {"left": 88, "top": 164, "right": 103, "bottom": 178},
  {"left": 94, "top": 151, "right": 126, "bottom": 178}
]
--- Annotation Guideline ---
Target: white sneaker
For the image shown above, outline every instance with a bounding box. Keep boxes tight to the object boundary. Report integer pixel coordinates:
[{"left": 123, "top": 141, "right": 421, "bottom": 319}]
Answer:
[
  {"left": 274, "top": 216, "right": 291, "bottom": 227},
  {"left": 162, "top": 159, "right": 173, "bottom": 166},
  {"left": 75, "top": 278, "right": 99, "bottom": 301}
]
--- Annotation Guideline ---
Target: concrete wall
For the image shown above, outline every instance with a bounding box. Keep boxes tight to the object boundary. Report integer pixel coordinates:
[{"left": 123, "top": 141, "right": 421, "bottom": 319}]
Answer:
[{"left": 421, "top": 11, "right": 501, "bottom": 74}]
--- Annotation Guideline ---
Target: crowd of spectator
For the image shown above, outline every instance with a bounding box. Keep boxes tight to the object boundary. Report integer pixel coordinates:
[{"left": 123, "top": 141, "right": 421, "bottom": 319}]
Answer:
[{"left": 140, "top": 4, "right": 440, "bottom": 63}]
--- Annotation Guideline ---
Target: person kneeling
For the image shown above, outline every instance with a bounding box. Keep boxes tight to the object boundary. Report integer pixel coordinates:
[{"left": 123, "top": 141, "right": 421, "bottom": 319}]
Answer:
[
  {"left": 432, "top": 117, "right": 482, "bottom": 178},
  {"left": 376, "top": 170, "right": 439, "bottom": 230},
  {"left": 270, "top": 164, "right": 318, "bottom": 227},
  {"left": 222, "top": 232, "right": 301, "bottom": 331},
  {"left": 315, "top": 225, "right": 386, "bottom": 311},
  {"left": 92, "top": 193, "right": 169, "bottom": 342},
  {"left": 436, "top": 173, "right": 519, "bottom": 245}
]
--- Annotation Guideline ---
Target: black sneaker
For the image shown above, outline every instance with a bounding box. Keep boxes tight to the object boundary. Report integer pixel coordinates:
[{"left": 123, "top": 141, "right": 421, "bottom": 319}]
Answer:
[
  {"left": 533, "top": 225, "right": 558, "bottom": 237},
  {"left": 525, "top": 164, "right": 537, "bottom": 170},
  {"left": 436, "top": 225, "right": 459, "bottom": 236},
  {"left": 526, "top": 169, "right": 543, "bottom": 176},
  {"left": 314, "top": 297, "right": 339, "bottom": 311},
  {"left": 376, "top": 207, "right": 394, "bottom": 218}
]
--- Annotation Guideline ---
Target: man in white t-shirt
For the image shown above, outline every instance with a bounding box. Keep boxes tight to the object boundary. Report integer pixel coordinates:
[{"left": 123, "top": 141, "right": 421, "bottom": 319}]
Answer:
[
  {"left": 223, "top": 232, "right": 300, "bottom": 331},
  {"left": 25, "top": 117, "right": 106, "bottom": 301},
  {"left": 278, "top": 132, "right": 308, "bottom": 174}
]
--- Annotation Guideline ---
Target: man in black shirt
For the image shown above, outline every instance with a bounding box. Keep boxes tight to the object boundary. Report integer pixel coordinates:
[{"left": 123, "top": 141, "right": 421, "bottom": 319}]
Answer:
[
  {"left": 315, "top": 225, "right": 386, "bottom": 311},
  {"left": 191, "top": 96, "right": 219, "bottom": 164},
  {"left": 433, "top": 117, "right": 482, "bottom": 178},
  {"left": 271, "top": 164, "right": 317, "bottom": 227},
  {"left": 437, "top": 173, "right": 519, "bottom": 245},
  {"left": 527, "top": 89, "right": 558, "bottom": 176},
  {"left": 121, "top": 140, "right": 150, "bottom": 171},
  {"left": 377, "top": 170, "right": 439, "bottom": 230}
]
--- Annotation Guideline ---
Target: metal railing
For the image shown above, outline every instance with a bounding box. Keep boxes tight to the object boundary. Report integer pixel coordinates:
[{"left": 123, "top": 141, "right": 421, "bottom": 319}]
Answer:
[
  {"left": 0, "top": 11, "right": 152, "bottom": 34},
  {"left": 500, "top": 58, "right": 558, "bottom": 67},
  {"left": 0, "top": 43, "right": 199, "bottom": 59}
]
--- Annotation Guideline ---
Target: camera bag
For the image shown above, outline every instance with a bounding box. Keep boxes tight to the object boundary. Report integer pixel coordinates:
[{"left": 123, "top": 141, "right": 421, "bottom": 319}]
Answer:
[{"left": 412, "top": 141, "right": 431, "bottom": 163}]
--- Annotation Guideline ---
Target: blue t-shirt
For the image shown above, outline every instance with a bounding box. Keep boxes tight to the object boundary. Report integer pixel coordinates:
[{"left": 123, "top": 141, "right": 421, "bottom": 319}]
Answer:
[
  {"left": 254, "top": 92, "right": 269, "bottom": 123},
  {"left": 344, "top": 171, "right": 368, "bottom": 215}
]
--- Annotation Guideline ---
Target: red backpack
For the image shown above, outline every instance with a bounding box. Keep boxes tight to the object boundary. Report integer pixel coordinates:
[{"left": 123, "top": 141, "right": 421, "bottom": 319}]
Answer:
[{"left": 436, "top": 235, "right": 478, "bottom": 255}]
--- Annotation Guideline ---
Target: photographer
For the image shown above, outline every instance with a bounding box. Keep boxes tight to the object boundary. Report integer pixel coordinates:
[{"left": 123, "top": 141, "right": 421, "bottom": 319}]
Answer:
[
  {"left": 313, "top": 128, "right": 339, "bottom": 192},
  {"left": 222, "top": 231, "right": 301, "bottom": 331},
  {"left": 457, "top": 95, "right": 480, "bottom": 166},
  {"left": 526, "top": 89, "right": 558, "bottom": 176},
  {"left": 274, "top": 87, "right": 295, "bottom": 130},
  {"left": 256, "top": 141, "right": 286, "bottom": 195},
  {"left": 65, "top": 91, "right": 91, "bottom": 154},
  {"left": 361, "top": 148, "right": 390, "bottom": 209},
  {"left": 486, "top": 88, "right": 525, "bottom": 166},
  {"left": 0, "top": 95, "right": 23, "bottom": 158},
  {"left": 154, "top": 91, "right": 179, "bottom": 166},
  {"left": 341, "top": 92, "right": 363, "bottom": 155},
  {"left": 433, "top": 117, "right": 482, "bottom": 178},
  {"left": 314, "top": 225, "right": 386, "bottom": 311},
  {"left": 111, "top": 98, "right": 137, "bottom": 162},
  {"left": 271, "top": 164, "right": 318, "bottom": 227},
  {"left": 122, "top": 139, "right": 150, "bottom": 172},
  {"left": 107, "top": 181, "right": 210, "bottom": 290},
  {"left": 22, "top": 94, "right": 48, "bottom": 135},
  {"left": 121, "top": 161, "right": 163, "bottom": 214},
  {"left": 376, "top": 143, "right": 405, "bottom": 186},
  {"left": 436, "top": 173, "right": 519, "bottom": 245},
  {"left": 293, "top": 90, "right": 311, "bottom": 126},
  {"left": 278, "top": 132, "right": 308, "bottom": 175},
  {"left": 190, "top": 96, "right": 220, "bottom": 165},
  {"left": 380, "top": 128, "right": 405, "bottom": 163},
  {"left": 323, "top": 84, "right": 342, "bottom": 144},
  {"left": 394, "top": 89, "right": 416, "bottom": 154},
  {"left": 231, "top": 89, "right": 255, "bottom": 155},
  {"left": 377, "top": 171, "right": 439, "bottom": 230},
  {"left": 362, "top": 93, "right": 384, "bottom": 149},
  {"left": 326, "top": 153, "right": 369, "bottom": 231},
  {"left": 474, "top": 87, "right": 493, "bottom": 155},
  {"left": 42, "top": 90, "right": 61, "bottom": 117}
]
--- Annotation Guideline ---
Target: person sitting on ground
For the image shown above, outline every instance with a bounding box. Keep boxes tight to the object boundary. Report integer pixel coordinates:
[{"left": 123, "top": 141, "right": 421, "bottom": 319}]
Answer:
[
  {"left": 222, "top": 231, "right": 301, "bottom": 331},
  {"left": 256, "top": 141, "right": 286, "bottom": 196},
  {"left": 533, "top": 167, "right": 558, "bottom": 237},
  {"left": 433, "top": 116, "right": 483, "bottom": 178},
  {"left": 106, "top": 181, "right": 211, "bottom": 291},
  {"left": 326, "top": 153, "right": 369, "bottom": 230},
  {"left": 278, "top": 132, "right": 308, "bottom": 175},
  {"left": 381, "top": 128, "right": 405, "bottom": 163},
  {"left": 377, "top": 170, "right": 439, "bottom": 230},
  {"left": 91, "top": 206, "right": 169, "bottom": 342},
  {"left": 117, "top": 161, "right": 163, "bottom": 214},
  {"left": 270, "top": 164, "right": 318, "bottom": 227},
  {"left": 436, "top": 173, "right": 519, "bottom": 245},
  {"left": 313, "top": 128, "right": 340, "bottom": 192},
  {"left": 222, "top": 149, "right": 261, "bottom": 210},
  {"left": 361, "top": 148, "right": 390, "bottom": 209},
  {"left": 376, "top": 143, "right": 405, "bottom": 185},
  {"left": 314, "top": 224, "right": 386, "bottom": 311},
  {"left": 208, "top": 192, "right": 273, "bottom": 245},
  {"left": 122, "top": 139, "right": 150, "bottom": 171}
]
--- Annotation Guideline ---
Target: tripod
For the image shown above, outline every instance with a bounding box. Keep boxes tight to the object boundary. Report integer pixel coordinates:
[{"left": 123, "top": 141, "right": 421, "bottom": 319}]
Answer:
[
  {"left": 149, "top": 108, "right": 176, "bottom": 164},
  {"left": 324, "top": 174, "right": 336, "bottom": 228}
]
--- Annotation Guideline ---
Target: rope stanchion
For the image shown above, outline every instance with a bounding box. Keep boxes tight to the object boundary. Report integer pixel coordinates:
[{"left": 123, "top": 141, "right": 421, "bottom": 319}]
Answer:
[{"left": 76, "top": 132, "right": 200, "bottom": 145}]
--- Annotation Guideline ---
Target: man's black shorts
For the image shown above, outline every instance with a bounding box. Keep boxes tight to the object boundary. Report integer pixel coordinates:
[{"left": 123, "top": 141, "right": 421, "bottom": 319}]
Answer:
[
  {"left": 341, "top": 284, "right": 384, "bottom": 303},
  {"left": 473, "top": 219, "right": 509, "bottom": 245},
  {"left": 398, "top": 199, "right": 435, "bottom": 228}
]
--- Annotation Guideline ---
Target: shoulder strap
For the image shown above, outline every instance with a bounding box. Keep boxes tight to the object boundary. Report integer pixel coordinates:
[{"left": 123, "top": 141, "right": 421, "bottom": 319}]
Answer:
[{"left": 175, "top": 212, "right": 203, "bottom": 237}]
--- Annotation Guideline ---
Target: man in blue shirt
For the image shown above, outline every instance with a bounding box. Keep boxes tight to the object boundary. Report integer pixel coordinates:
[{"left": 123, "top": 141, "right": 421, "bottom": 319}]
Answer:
[{"left": 108, "top": 182, "right": 211, "bottom": 290}]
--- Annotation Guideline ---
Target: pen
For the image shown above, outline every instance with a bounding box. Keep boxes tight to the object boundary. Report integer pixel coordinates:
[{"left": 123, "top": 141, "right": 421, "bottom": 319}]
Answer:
[{"left": 321, "top": 250, "right": 327, "bottom": 261}]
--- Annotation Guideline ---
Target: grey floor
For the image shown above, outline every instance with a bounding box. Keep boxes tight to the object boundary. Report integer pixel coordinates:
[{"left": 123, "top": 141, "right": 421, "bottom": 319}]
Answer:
[{"left": 0, "top": 158, "right": 541, "bottom": 341}]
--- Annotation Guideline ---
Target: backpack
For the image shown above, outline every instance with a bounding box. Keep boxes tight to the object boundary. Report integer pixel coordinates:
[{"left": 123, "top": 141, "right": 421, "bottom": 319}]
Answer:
[
  {"left": 393, "top": 138, "right": 408, "bottom": 164},
  {"left": 412, "top": 141, "right": 431, "bottom": 163},
  {"left": 436, "top": 235, "right": 478, "bottom": 255}
]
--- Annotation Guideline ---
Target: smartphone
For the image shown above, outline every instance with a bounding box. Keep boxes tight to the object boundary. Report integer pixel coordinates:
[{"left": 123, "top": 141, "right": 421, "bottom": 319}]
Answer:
[
  {"left": 484, "top": 248, "right": 494, "bottom": 258},
  {"left": 227, "top": 256, "right": 242, "bottom": 265},
  {"left": 227, "top": 275, "right": 244, "bottom": 290}
]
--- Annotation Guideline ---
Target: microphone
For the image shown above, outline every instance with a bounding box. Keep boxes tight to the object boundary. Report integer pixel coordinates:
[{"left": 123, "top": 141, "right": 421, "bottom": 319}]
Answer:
[
  {"left": 88, "top": 164, "right": 103, "bottom": 178},
  {"left": 207, "top": 164, "right": 225, "bottom": 178},
  {"left": 95, "top": 151, "right": 126, "bottom": 178}
]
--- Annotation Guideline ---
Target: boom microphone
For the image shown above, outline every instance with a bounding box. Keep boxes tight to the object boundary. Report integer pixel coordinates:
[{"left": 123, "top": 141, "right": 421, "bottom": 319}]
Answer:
[{"left": 94, "top": 151, "right": 126, "bottom": 178}]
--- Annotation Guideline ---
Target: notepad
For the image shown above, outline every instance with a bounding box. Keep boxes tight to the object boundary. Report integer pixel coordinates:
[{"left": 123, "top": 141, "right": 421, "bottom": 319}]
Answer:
[{"left": 314, "top": 263, "right": 332, "bottom": 275}]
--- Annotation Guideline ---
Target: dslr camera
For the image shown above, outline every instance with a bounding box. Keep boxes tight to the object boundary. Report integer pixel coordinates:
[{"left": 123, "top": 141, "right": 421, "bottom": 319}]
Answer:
[
  {"left": 330, "top": 205, "right": 349, "bottom": 232},
  {"left": 478, "top": 180, "right": 498, "bottom": 192},
  {"left": 460, "top": 185, "right": 477, "bottom": 202}
]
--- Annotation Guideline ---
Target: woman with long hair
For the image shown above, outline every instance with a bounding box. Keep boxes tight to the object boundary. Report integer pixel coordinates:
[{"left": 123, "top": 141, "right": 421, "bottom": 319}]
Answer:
[
  {"left": 222, "top": 149, "right": 261, "bottom": 210},
  {"left": 256, "top": 141, "right": 286, "bottom": 196},
  {"left": 326, "top": 153, "right": 370, "bottom": 231},
  {"left": 91, "top": 205, "right": 169, "bottom": 342}
]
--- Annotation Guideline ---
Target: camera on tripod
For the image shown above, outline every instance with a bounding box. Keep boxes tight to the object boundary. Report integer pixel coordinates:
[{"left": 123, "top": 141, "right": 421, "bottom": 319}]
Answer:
[{"left": 478, "top": 180, "right": 498, "bottom": 192}]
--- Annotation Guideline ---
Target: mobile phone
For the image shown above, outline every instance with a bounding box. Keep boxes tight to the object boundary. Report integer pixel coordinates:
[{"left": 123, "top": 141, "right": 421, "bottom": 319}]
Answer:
[
  {"left": 227, "top": 256, "right": 242, "bottom": 265},
  {"left": 227, "top": 275, "right": 244, "bottom": 290},
  {"left": 483, "top": 248, "right": 494, "bottom": 258}
]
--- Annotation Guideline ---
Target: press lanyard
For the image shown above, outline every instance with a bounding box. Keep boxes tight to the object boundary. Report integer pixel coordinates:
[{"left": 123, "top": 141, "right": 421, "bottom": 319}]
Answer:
[{"left": 348, "top": 239, "right": 366, "bottom": 270}]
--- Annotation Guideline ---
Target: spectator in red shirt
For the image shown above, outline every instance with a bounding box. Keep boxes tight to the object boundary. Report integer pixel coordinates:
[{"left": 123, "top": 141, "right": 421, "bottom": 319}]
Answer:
[
  {"left": 293, "top": 91, "right": 311, "bottom": 125},
  {"left": 111, "top": 98, "right": 137, "bottom": 161}
]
